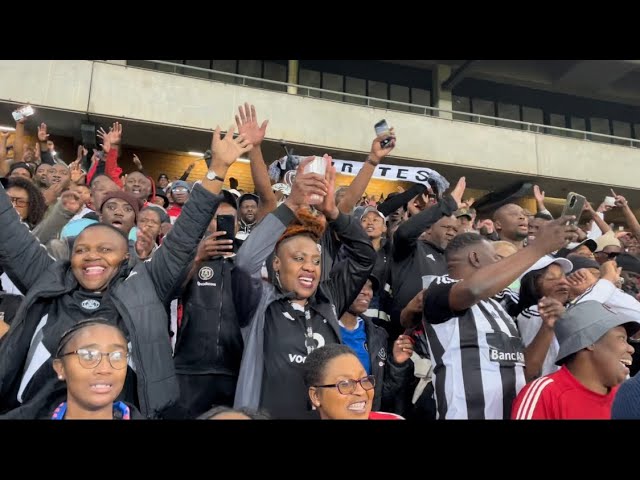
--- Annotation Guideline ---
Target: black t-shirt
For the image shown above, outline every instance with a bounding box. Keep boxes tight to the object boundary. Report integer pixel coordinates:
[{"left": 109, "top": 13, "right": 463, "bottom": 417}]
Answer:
[{"left": 261, "top": 299, "right": 339, "bottom": 419}]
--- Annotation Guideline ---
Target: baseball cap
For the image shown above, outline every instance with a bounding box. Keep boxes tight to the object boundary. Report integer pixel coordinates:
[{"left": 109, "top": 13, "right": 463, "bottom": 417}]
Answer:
[
  {"left": 616, "top": 253, "right": 640, "bottom": 275},
  {"left": 522, "top": 255, "right": 573, "bottom": 277},
  {"left": 454, "top": 207, "right": 475, "bottom": 219},
  {"left": 555, "top": 301, "right": 640, "bottom": 365},
  {"left": 171, "top": 180, "right": 191, "bottom": 192},
  {"left": 566, "top": 255, "right": 600, "bottom": 273},
  {"left": 359, "top": 206, "right": 385, "bottom": 222},
  {"left": 595, "top": 231, "right": 621, "bottom": 252},
  {"left": 556, "top": 238, "right": 598, "bottom": 258}
]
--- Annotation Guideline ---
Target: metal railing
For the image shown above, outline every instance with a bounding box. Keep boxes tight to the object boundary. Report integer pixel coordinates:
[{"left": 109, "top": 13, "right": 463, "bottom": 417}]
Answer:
[{"left": 120, "top": 60, "right": 640, "bottom": 148}]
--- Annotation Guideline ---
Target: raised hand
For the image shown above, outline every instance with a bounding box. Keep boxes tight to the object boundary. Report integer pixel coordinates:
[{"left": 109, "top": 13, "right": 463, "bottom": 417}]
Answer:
[
  {"left": 318, "top": 155, "right": 338, "bottom": 220},
  {"left": 370, "top": 126, "right": 396, "bottom": 164},
  {"left": 235, "top": 103, "right": 268, "bottom": 146},
  {"left": 392, "top": 334, "right": 414, "bottom": 364},
  {"left": 611, "top": 188, "right": 628, "bottom": 209},
  {"left": 538, "top": 297, "right": 565, "bottom": 329},
  {"left": 529, "top": 216, "right": 579, "bottom": 254},
  {"left": 109, "top": 122, "right": 123, "bottom": 146},
  {"left": 132, "top": 154, "right": 143, "bottom": 171},
  {"left": 42, "top": 182, "right": 65, "bottom": 206},
  {"left": 135, "top": 228, "right": 155, "bottom": 260},
  {"left": 450, "top": 177, "right": 466, "bottom": 208},
  {"left": 97, "top": 127, "right": 111, "bottom": 153},
  {"left": 69, "top": 160, "right": 85, "bottom": 185},
  {"left": 567, "top": 268, "right": 598, "bottom": 294},
  {"left": 284, "top": 156, "right": 328, "bottom": 212},
  {"left": 533, "top": 185, "right": 545, "bottom": 204},
  {"left": 209, "top": 124, "right": 253, "bottom": 170},
  {"left": 60, "top": 190, "right": 83, "bottom": 214},
  {"left": 37, "top": 123, "right": 49, "bottom": 143},
  {"left": 196, "top": 231, "right": 235, "bottom": 261}
]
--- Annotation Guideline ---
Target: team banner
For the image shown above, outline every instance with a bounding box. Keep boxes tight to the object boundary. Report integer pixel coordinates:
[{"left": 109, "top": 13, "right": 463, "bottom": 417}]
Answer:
[{"left": 268, "top": 155, "right": 450, "bottom": 194}]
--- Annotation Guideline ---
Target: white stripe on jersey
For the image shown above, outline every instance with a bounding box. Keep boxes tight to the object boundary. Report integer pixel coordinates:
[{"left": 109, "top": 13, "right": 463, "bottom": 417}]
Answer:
[
  {"left": 517, "top": 305, "right": 560, "bottom": 377},
  {"left": 514, "top": 376, "right": 554, "bottom": 419}
]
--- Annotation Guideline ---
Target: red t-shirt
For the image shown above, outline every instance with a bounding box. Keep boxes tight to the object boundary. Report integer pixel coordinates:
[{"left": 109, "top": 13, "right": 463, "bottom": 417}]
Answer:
[
  {"left": 368, "top": 411, "right": 404, "bottom": 420},
  {"left": 511, "top": 365, "right": 619, "bottom": 420}
]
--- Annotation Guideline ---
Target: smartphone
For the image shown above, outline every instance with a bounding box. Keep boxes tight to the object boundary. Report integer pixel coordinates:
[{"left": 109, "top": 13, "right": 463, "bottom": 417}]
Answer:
[
  {"left": 215, "top": 214, "right": 236, "bottom": 242},
  {"left": 374, "top": 119, "right": 393, "bottom": 148},
  {"left": 560, "top": 192, "right": 586, "bottom": 226},
  {"left": 12, "top": 105, "right": 34, "bottom": 122}
]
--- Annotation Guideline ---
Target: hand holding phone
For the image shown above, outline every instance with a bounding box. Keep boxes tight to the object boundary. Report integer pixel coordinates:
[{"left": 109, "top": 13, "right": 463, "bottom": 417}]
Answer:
[
  {"left": 215, "top": 214, "right": 236, "bottom": 243},
  {"left": 374, "top": 119, "right": 395, "bottom": 149},
  {"left": 560, "top": 192, "right": 586, "bottom": 226},
  {"left": 12, "top": 105, "right": 35, "bottom": 123}
]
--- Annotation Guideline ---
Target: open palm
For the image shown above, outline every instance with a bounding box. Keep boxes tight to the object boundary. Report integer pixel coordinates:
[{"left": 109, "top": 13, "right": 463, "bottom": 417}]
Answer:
[
  {"left": 210, "top": 125, "right": 253, "bottom": 168},
  {"left": 235, "top": 103, "right": 268, "bottom": 146}
]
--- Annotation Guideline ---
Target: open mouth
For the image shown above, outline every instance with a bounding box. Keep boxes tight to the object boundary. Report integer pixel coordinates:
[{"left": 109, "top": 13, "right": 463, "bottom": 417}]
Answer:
[
  {"left": 90, "top": 383, "right": 113, "bottom": 394},
  {"left": 111, "top": 220, "right": 124, "bottom": 229},
  {"left": 621, "top": 358, "right": 632, "bottom": 372},
  {"left": 347, "top": 401, "right": 367, "bottom": 413},
  {"left": 298, "top": 276, "right": 315, "bottom": 289},
  {"left": 83, "top": 266, "right": 106, "bottom": 277}
]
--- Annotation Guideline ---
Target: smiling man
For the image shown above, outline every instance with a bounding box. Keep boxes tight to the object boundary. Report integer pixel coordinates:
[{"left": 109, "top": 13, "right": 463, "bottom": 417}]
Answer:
[{"left": 512, "top": 301, "right": 639, "bottom": 420}]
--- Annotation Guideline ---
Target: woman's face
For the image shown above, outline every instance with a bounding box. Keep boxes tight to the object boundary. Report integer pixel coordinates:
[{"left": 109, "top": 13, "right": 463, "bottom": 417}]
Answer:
[
  {"left": 273, "top": 236, "right": 321, "bottom": 300},
  {"left": 71, "top": 226, "right": 129, "bottom": 291},
  {"left": 537, "top": 264, "right": 570, "bottom": 304},
  {"left": 53, "top": 324, "right": 128, "bottom": 416},
  {"left": 309, "top": 354, "right": 374, "bottom": 420},
  {"left": 6, "top": 186, "right": 30, "bottom": 221}
]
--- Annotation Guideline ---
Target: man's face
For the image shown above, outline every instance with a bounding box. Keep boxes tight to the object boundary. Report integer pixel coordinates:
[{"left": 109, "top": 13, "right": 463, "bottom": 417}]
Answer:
[
  {"left": 425, "top": 215, "right": 458, "bottom": 250},
  {"left": 348, "top": 280, "right": 374, "bottom": 316},
  {"left": 90, "top": 176, "right": 120, "bottom": 212},
  {"left": 595, "top": 245, "right": 622, "bottom": 265},
  {"left": 171, "top": 186, "right": 190, "bottom": 205},
  {"left": 100, "top": 197, "right": 136, "bottom": 234},
  {"left": 240, "top": 199, "right": 258, "bottom": 224},
  {"left": 47, "top": 164, "right": 70, "bottom": 187},
  {"left": 35, "top": 164, "right": 51, "bottom": 185},
  {"left": 528, "top": 217, "right": 548, "bottom": 239},
  {"left": 591, "top": 325, "right": 635, "bottom": 389},
  {"left": 158, "top": 176, "right": 169, "bottom": 189},
  {"left": 137, "top": 209, "right": 162, "bottom": 240},
  {"left": 457, "top": 215, "right": 473, "bottom": 233},
  {"left": 9, "top": 167, "right": 31, "bottom": 180},
  {"left": 494, "top": 204, "right": 528, "bottom": 241},
  {"left": 124, "top": 172, "right": 152, "bottom": 202}
]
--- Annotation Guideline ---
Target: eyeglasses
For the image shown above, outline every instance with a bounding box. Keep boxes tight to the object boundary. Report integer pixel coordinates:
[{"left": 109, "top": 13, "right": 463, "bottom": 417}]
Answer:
[
  {"left": 59, "top": 348, "right": 129, "bottom": 369},
  {"left": 172, "top": 187, "right": 189, "bottom": 194},
  {"left": 314, "top": 375, "right": 376, "bottom": 395},
  {"left": 597, "top": 251, "right": 620, "bottom": 259},
  {"left": 9, "top": 197, "right": 29, "bottom": 208}
]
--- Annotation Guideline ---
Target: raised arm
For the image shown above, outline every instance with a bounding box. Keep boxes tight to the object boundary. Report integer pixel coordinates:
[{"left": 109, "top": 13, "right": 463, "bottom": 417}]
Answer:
[
  {"left": 12, "top": 118, "right": 26, "bottom": 167},
  {"left": 612, "top": 191, "right": 640, "bottom": 242},
  {"left": 393, "top": 177, "right": 465, "bottom": 261},
  {"left": 0, "top": 131, "right": 11, "bottom": 178},
  {"left": 337, "top": 127, "right": 396, "bottom": 214},
  {"left": 32, "top": 191, "right": 82, "bottom": 244},
  {"left": 583, "top": 199, "right": 611, "bottom": 236},
  {"left": 0, "top": 185, "right": 55, "bottom": 293},
  {"left": 234, "top": 156, "right": 321, "bottom": 277},
  {"left": 37, "top": 123, "right": 55, "bottom": 166},
  {"left": 448, "top": 217, "right": 578, "bottom": 311},
  {"left": 235, "top": 103, "right": 277, "bottom": 221},
  {"left": 317, "top": 163, "right": 376, "bottom": 316},
  {"left": 145, "top": 123, "right": 253, "bottom": 302}
]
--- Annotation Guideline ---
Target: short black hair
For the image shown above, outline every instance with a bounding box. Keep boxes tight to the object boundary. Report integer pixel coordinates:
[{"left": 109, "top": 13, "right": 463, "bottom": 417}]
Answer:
[
  {"left": 303, "top": 344, "right": 357, "bottom": 389},
  {"left": 444, "top": 232, "right": 487, "bottom": 259},
  {"left": 55, "top": 317, "right": 126, "bottom": 358},
  {"left": 74, "top": 222, "right": 129, "bottom": 246},
  {"left": 197, "top": 405, "right": 270, "bottom": 420}
]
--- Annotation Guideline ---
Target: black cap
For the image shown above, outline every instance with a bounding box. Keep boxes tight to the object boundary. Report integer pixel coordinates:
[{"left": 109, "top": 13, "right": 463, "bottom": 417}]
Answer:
[
  {"left": 617, "top": 253, "right": 640, "bottom": 275},
  {"left": 566, "top": 255, "right": 601, "bottom": 273}
]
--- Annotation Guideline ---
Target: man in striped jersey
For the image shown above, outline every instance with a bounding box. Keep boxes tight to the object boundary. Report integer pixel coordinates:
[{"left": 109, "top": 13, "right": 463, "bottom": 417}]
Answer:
[
  {"left": 512, "top": 301, "right": 638, "bottom": 420},
  {"left": 423, "top": 218, "right": 577, "bottom": 419}
]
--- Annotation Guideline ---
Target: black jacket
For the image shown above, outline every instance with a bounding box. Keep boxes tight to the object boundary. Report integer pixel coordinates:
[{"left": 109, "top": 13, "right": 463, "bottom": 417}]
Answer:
[
  {"left": 0, "top": 184, "right": 224, "bottom": 418},
  {"left": 174, "top": 254, "right": 243, "bottom": 376},
  {"left": 389, "top": 196, "right": 457, "bottom": 337},
  {"left": 361, "top": 315, "right": 413, "bottom": 412},
  {"left": 232, "top": 204, "right": 376, "bottom": 411}
]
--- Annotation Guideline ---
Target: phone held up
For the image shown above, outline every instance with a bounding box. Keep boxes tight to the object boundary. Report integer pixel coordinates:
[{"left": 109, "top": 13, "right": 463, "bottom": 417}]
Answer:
[
  {"left": 374, "top": 119, "right": 394, "bottom": 148},
  {"left": 12, "top": 105, "right": 35, "bottom": 123},
  {"left": 560, "top": 192, "right": 586, "bottom": 226},
  {"left": 216, "top": 214, "right": 236, "bottom": 243}
]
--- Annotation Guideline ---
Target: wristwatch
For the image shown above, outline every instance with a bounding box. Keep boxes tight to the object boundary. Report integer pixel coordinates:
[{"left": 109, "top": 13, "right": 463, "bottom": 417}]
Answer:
[{"left": 206, "top": 170, "right": 225, "bottom": 182}]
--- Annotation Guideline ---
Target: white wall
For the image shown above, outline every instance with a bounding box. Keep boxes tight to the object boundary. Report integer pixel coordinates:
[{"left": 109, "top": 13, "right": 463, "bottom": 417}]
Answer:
[{"left": 0, "top": 60, "right": 638, "bottom": 189}]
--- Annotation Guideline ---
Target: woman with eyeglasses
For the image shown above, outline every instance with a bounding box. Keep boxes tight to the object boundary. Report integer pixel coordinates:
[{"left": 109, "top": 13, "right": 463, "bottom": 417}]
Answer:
[
  {"left": 5, "top": 176, "right": 46, "bottom": 230},
  {"left": 50, "top": 318, "right": 142, "bottom": 420},
  {"left": 0, "top": 125, "right": 253, "bottom": 419},
  {"left": 304, "top": 343, "right": 403, "bottom": 420},
  {"left": 232, "top": 157, "right": 376, "bottom": 419}
]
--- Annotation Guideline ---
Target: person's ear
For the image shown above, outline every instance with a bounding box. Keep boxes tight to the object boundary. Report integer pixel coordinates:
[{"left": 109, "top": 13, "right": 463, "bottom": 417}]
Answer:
[
  {"left": 273, "top": 255, "right": 281, "bottom": 273},
  {"left": 586, "top": 344, "right": 596, "bottom": 352},
  {"left": 469, "top": 251, "right": 482, "bottom": 268},
  {"left": 52, "top": 359, "right": 65, "bottom": 381},
  {"left": 309, "top": 387, "right": 321, "bottom": 409},
  {"left": 494, "top": 219, "right": 502, "bottom": 232}
]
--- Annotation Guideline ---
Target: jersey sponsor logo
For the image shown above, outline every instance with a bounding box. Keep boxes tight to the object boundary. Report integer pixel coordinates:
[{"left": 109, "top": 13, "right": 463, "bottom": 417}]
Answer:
[
  {"left": 81, "top": 299, "right": 100, "bottom": 310},
  {"left": 198, "top": 266, "right": 214, "bottom": 281},
  {"left": 486, "top": 331, "right": 525, "bottom": 367},
  {"left": 197, "top": 281, "right": 216, "bottom": 287},
  {"left": 304, "top": 333, "right": 326, "bottom": 354},
  {"left": 289, "top": 354, "right": 307, "bottom": 364}
]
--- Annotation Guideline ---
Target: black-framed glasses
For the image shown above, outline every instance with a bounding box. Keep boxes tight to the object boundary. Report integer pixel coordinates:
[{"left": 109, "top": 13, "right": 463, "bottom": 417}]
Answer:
[
  {"left": 314, "top": 375, "right": 376, "bottom": 395},
  {"left": 597, "top": 251, "right": 620, "bottom": 259},
  {"left": 60, "top": 348, "right": 129, "bottom": 369},
  {"left": 9, "top": 197, "right": 29, "bottom": 208}
]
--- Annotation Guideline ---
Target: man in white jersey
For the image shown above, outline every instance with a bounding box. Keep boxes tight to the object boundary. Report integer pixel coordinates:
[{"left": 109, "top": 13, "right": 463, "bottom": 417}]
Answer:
[{"left": 422, "top": 218, "right": 577, "bottom": 419}]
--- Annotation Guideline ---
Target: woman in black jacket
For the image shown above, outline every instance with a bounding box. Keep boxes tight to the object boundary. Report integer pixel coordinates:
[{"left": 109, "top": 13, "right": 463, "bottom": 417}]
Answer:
[
  {"left": 0, "top": 124, "right": 253, "bottom": 419},
  {"left": 232, "top": 157, "right": 376, "bottom": 419}
]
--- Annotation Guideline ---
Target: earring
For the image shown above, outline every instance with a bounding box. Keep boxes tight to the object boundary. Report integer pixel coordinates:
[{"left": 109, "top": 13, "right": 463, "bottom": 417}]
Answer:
[
  {"left": 275, "top": 271, "right": 282, "bottom": 288},
  {"left": 58, "top": 375, "right": 64, "bottom": 380}
]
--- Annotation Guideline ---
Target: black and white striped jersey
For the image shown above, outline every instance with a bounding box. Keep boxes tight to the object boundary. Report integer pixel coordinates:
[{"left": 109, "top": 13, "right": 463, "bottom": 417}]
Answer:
[{"left": 423, "top": 275, "right": 526, "bottom": 419}]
